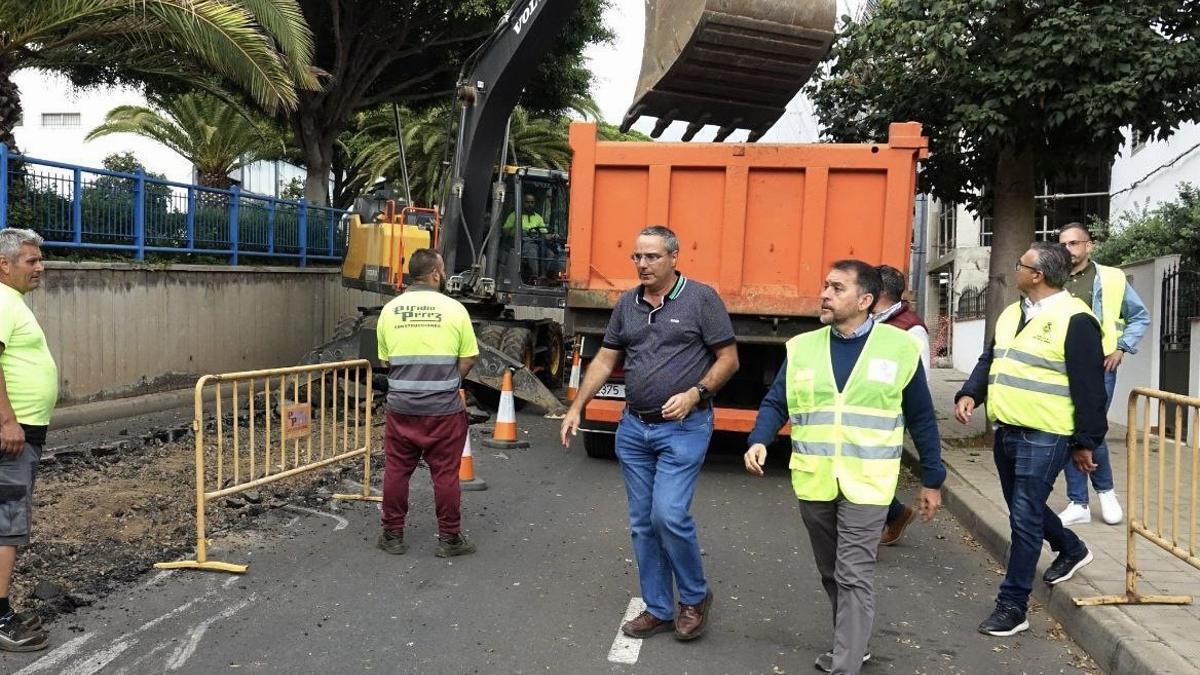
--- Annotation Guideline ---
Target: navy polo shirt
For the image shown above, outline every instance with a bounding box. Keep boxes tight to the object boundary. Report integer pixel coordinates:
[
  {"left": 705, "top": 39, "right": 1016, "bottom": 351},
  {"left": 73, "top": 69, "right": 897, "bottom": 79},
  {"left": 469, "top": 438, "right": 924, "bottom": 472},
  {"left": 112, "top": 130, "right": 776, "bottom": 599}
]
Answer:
[{"left": 601, "top": 272, "right": 735, "bottom": 410}]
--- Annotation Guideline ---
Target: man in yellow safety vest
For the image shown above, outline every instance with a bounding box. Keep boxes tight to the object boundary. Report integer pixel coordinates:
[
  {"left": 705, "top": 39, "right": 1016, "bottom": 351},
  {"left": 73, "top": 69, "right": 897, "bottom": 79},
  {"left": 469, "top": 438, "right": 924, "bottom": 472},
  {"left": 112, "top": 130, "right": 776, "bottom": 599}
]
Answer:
[
  {"left": 744, "top": 260, "right": 945, "bottom": 674},
  {"left": 375, "top": 248, "right": 480, "bottom": 558},
  {"left": 1056, "top": 222, "right": 1150, "bottom": 527},
  {"left": 955, "top": 241, "right": 1107, "bottom": 637}
]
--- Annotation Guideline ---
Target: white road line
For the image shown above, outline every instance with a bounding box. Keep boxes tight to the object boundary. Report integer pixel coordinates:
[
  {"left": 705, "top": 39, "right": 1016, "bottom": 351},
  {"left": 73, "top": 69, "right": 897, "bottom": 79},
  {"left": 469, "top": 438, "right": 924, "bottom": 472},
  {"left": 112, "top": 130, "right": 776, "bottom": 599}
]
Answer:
[
  {"left": 606, "top": 597, "right": 649, "bottom": 665},
  {"left": 13, "top": 633, "right": 96, "bottom": 675},
  {"left": 165, "top": 597, "right": 254, "bottom": 671},
  {"left": 284, "top": 516, "right": 301, "bottom": 528},
  {"left": 39, "top": 590, "right": 216, "bottom": 675},
  {"left": 58, "top": 640, "right": 133, "bottom": 675},
  {"left": 282, "top": 504, "right": 349, "bottom": 531},
  {"left": 110, "top": 640, "right": 171, "bottom": 675},
  {"left": 139, "top": 569, "right": 176, "bottom": 590}
]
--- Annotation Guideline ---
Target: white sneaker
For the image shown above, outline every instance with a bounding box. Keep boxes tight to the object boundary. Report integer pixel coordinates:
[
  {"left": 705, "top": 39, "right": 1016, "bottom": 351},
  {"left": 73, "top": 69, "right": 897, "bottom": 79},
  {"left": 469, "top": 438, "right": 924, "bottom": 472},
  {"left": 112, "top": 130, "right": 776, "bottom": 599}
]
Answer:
[
  {"left": 1097, "top": 490, "right": 1124, "bottom": 525},
  {"left": 1058, "top": 502, "right": 1091, "bottom": 526}
]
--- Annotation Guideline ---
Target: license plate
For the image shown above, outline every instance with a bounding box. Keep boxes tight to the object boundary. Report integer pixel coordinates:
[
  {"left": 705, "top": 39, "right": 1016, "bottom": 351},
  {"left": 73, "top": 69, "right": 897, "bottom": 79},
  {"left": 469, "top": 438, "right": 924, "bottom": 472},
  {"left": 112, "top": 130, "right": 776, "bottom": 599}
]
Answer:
[{"left": 597, "top": 383, "right": 625, "bottom": 399}]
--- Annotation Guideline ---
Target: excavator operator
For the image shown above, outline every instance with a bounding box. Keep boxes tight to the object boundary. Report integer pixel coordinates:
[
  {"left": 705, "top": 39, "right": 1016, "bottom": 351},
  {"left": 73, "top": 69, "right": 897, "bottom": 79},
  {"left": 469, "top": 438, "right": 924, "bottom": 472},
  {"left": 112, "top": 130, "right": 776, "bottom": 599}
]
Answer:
[{"left": 503, "top": 192, "right": 560, "bottom": 282}]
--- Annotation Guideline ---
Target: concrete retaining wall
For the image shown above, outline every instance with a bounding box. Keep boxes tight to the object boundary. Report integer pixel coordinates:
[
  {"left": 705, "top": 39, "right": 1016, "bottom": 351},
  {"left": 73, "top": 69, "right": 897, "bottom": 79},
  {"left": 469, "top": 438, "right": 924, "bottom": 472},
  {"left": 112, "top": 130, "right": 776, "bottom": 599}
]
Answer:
[
  {"left": 22, "top": 262, "right": 385, "bottom": 404},
  {"left": 951, "top": 318, "right": 985, "bottom": 374}
]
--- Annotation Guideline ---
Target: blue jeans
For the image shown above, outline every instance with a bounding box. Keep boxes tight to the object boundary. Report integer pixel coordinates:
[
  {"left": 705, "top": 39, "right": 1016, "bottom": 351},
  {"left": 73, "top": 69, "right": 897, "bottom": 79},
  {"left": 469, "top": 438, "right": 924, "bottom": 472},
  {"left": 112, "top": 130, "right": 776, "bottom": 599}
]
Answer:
[
  {"left": 994, "top": 426, "right": 1086, "bottom": 613},
  {"left": 615, "top": 407, "right": 714, "bottom": 620},
  {"left": 1064, "top": 369, "right": 1117, "bottom": 503}
]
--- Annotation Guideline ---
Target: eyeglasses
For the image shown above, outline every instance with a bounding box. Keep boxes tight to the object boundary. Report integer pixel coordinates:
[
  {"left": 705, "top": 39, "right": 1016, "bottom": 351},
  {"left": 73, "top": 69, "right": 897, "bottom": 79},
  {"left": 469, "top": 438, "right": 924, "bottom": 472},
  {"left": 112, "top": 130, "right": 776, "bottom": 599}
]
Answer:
[
  {"left": 1060, "top": 239, "right": 1091, "bottom": 248},
  {"left": 630, "top": 253, "right": 665, "bottom": 263},
  {"left": 1013, "top": 261, "right": 1041, "bottom": 274}
]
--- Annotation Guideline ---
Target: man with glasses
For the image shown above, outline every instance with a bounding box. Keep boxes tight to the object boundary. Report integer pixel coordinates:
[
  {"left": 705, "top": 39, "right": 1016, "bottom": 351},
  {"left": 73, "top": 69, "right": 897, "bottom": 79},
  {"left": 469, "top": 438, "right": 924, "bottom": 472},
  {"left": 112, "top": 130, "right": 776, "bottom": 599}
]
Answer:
[
  {"left": 1056, "top": 223, "right": 1150, "bottom": 527},
  {"left": 954, "top": 242, "right": 1106, "bottom": 637},
  {"left": 560, "top": 225, "right": 739, "bottom": 642}
]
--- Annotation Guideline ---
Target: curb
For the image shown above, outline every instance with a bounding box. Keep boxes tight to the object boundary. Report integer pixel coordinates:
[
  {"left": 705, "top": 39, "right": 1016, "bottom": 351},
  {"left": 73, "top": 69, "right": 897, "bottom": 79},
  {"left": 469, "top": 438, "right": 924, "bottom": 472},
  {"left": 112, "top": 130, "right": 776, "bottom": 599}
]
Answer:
[
  {"left": 51, "top": 388, "right": 197, "bottom": 431},
  {"left": 902, "top": 442, "right": 1196, "bottom": 674}
]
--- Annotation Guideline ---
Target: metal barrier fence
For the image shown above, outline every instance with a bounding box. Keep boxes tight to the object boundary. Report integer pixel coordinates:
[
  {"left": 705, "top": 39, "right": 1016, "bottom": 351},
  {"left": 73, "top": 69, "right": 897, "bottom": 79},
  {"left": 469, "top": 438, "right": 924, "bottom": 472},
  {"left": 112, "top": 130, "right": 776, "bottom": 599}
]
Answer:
[
  {"left": 1075, "top": 388, "right": 1200, "bottom": 606},
  {"left": 156, "top": 360, "right": 377, "bottom": 574},
  {"left": 0, "top": 144, "right": 348, "bottom": 265}
]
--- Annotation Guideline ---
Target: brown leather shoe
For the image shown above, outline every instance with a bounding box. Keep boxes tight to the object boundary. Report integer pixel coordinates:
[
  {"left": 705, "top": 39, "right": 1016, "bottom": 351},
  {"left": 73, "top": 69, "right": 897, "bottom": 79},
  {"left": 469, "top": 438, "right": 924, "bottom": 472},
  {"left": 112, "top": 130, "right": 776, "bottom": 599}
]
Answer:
[
  {"left": 621, "top": 611, "right": 673, "bottom": 638},
  {"left": 674, "top": 590, "right": 713, "bottom": 641},
  {"left": 880, "top": 504, "right": 915, "bottom": 546}
]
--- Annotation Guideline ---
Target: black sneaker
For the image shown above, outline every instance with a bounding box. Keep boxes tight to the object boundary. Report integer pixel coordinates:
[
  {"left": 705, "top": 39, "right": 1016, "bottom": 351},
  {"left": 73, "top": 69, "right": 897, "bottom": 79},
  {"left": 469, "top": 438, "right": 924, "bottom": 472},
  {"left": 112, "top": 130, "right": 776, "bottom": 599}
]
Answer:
[
  {"left": 1043, "top": 545, "right": 1093, "bottom": 585},
  {"left": 376, "top": 529, "right": 408, "bottom": 555},
  {"left": 978, "top": 605, "right": 1029, "bottom": 637},
  {"left": 0, "top": 611, "right": 48, "bottom": 652},
  {"left": 436, "top": 533, "right": 477, "bottom": 558},
  {"left": 814, "top": 650, "right": 872, "bottom": 672}
]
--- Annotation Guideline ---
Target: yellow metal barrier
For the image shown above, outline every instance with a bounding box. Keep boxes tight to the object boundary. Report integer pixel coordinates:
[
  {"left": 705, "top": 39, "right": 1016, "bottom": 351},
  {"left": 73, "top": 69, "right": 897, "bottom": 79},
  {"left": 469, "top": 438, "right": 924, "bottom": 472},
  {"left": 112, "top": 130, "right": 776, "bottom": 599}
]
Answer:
[
  {"left": 1076, "top": 387, "right": 1199, "bottom": 606},
  {"left": 156, "top": 359, "right": 377, "bottom": 574}
]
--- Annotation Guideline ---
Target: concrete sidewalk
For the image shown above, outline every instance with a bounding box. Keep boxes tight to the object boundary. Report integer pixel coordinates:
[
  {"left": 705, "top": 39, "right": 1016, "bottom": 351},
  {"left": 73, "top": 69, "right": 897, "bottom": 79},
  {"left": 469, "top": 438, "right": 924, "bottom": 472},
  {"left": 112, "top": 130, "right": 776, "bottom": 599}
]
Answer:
[{"left": 913, "top": 368, "right": 1200, "bottom": 674}]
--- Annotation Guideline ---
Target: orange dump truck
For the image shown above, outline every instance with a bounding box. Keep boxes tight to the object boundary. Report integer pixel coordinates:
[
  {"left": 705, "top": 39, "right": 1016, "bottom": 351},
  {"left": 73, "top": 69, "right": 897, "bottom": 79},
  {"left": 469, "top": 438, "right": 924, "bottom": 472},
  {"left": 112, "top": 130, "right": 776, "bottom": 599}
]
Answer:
[{"left": 564, "top": 121, "right": 929, "bottom": 458}]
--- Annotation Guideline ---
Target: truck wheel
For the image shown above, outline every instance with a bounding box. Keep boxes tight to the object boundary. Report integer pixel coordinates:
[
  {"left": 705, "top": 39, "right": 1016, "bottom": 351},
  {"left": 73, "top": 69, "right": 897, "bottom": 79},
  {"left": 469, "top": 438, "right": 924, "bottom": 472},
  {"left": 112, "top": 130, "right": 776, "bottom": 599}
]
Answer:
[
  {"left": 478, "top": 324, "right": 507, "bottom": 350},
  {"left": 500, "top": 327, "right": 534, "bottom": 370},
  {"left": 583, "top": 432, "right": 616, "bottom": 459},
  {"left": 540, "top": 322, "right": 565, "bottom": 388}
]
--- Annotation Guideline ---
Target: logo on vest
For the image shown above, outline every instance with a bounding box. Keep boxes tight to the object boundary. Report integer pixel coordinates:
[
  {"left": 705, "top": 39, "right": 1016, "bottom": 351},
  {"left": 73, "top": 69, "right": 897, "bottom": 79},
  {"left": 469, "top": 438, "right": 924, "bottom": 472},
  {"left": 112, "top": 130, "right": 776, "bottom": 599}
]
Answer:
[
  {"left": 395, "top": 304, "right": 443, "bottom": 324},
  {"left": 1033, "top": 320, "right": 1054, "bottom": 344},
  {"left": 867, "top": 358, "right": 898, "bottom": 386}
]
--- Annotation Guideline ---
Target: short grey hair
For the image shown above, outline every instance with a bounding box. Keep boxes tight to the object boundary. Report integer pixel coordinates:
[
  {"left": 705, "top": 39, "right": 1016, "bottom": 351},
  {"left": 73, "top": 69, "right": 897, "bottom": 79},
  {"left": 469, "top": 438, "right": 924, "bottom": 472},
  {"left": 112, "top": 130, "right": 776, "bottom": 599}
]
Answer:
[
  {"left": 0, "top": 228, "right": 44, "bottom": 262},
  {"left": 1029, "top": 241, "right": 1071, "bottom": 288},
  {"left": 638, "top": 225, "right": 679, "bottom": 254}
]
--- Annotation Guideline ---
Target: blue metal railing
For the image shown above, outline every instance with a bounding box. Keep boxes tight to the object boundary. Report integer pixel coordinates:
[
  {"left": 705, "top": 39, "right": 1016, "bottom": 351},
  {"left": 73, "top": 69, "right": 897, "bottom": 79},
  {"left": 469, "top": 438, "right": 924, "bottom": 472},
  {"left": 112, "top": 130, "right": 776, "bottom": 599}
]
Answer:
[{"left": 0, "top": 145, "right": 347, "bottom": 266}]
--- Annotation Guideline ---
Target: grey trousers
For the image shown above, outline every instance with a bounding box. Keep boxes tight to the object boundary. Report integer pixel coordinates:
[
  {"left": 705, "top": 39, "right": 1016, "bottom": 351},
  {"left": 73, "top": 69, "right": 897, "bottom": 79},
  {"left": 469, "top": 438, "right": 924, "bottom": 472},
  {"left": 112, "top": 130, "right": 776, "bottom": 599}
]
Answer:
[{"left": 799, "top": 495, "right": 888, "bottom": 675}]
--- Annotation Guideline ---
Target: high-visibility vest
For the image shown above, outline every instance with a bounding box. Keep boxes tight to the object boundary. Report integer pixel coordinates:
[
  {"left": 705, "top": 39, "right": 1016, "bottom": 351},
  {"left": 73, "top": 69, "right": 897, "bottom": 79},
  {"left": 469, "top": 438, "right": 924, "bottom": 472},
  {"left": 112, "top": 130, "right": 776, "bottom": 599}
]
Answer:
[
  {"left": 1094, "top": 263, "right": 1127, "bottom": 355},
  {"left": 785, "top": 324, "right": 922, "bottom": 506},
  {"left": 986, "top": 296, "right": 1095, "bottom": 435},
  {"left": 376, "top": 287, "right": 478, "bottom": 415}
]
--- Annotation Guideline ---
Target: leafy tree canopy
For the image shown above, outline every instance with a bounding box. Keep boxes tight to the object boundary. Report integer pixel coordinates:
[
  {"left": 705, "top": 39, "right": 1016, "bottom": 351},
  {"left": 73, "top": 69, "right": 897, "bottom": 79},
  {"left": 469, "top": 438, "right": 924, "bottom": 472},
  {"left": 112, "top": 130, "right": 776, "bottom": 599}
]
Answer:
[{"left": 1093, "top": 183, "right": 1200, "bottom": 269}]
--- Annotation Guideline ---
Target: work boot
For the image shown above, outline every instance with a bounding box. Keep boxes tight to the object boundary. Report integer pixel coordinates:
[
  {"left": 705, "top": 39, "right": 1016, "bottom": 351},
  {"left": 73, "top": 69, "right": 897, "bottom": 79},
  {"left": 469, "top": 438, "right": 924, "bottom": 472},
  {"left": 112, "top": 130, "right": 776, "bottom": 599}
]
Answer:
[
  {"left": 879, "top": 504, "right": 915, "bottom": 546},
  {"left": 376, "top": 529, "right": 408, "bottom": 555},
  {"left": 0, "top": 611, "right": 48, "bottom": 652},
  {"left": 436, "top": 533, "right": 477, "bottom": 558},
  {"left": 621, "top": 611, "right": 673, "bottom": 638},
  {"left": 673, "top": 590, "right": 713, "bottom": 641}
]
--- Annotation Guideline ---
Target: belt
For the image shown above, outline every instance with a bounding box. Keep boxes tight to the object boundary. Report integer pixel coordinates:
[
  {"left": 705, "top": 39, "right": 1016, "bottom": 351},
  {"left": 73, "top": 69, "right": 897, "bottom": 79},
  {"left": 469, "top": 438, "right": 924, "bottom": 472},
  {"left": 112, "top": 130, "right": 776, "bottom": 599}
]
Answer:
[{"left": 627, "top": 401, "right": 709, "bottom": 425}]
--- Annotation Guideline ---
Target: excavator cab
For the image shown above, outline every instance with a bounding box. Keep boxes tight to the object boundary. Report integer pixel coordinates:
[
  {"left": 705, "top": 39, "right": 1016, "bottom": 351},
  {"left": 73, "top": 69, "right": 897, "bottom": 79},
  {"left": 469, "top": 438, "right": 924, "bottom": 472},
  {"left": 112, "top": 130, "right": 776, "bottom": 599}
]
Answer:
[{"left": 492, "top": 167, "right": 570, "bottom": 292}]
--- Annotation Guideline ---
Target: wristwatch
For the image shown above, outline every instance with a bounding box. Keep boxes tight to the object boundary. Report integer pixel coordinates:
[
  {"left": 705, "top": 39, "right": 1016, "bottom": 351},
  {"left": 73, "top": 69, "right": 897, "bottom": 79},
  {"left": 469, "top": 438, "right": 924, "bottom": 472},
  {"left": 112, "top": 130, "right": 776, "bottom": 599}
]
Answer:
[{"left": 694, "top": 384, "right": 713, "bottom": 402}]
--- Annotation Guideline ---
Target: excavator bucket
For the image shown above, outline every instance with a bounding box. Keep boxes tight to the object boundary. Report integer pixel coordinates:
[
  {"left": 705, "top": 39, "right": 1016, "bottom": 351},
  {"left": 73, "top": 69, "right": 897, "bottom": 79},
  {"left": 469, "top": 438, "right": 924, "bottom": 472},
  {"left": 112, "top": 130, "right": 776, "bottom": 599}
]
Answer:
[
  {"left": 622, "top": 0, "right": 836, "bottom": 142},
  {"left": 466, "top": 342, "right": 567, "bottom": 416}
]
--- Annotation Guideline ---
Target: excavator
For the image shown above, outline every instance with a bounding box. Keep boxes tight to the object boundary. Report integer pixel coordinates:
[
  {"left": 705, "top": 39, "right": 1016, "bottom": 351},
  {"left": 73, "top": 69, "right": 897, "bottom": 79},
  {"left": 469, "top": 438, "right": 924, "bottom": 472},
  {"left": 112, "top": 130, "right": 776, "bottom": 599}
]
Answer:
[{"left": 312, "top": 0, "right": 836, "bottom": 413}]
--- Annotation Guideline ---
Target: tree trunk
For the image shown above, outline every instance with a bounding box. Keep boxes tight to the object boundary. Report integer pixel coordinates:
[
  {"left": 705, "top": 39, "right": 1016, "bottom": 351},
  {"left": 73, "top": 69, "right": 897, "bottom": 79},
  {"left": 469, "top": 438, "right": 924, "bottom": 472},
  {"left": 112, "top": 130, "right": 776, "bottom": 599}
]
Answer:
[
  {"left": 293, "top": 99, "right": 337, "bottom": 207},
  {"left": 0, "top": 68, "right": 22, "bottom": 151},
  {"left": 984, "top": 143, "right": 1036, "bottom": 345}
]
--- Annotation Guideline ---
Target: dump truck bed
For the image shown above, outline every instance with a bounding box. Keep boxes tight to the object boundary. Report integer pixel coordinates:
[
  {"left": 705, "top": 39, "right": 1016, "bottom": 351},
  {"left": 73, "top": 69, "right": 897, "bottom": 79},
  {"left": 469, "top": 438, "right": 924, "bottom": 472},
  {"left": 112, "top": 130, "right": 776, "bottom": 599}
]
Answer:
[{"left": 565, "top": 121, "right": 929, "bottom": 319}]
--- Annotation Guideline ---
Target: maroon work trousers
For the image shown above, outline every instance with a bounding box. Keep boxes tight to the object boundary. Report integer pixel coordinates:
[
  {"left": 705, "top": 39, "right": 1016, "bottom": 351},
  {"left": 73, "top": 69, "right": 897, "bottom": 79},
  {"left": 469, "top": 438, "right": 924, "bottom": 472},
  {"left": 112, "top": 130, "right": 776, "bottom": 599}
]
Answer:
[{"left": 381, "top": 410, "right": 468, "bottom": 536}]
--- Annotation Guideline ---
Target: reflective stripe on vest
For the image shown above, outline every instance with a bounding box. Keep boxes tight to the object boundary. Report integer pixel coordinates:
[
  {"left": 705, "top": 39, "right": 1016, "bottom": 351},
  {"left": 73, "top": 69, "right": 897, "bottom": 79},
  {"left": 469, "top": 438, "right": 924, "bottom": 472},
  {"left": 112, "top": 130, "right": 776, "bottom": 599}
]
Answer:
[
  {"left": 986, "top": 297, "right": 1095, "bottom": 435},
  {"left": 1095, "top": 264, "right": 1127, "bottom": 355},
  {"left": 386, "top": 355, "right": 460, "bottom": 392},
  {"left": 785, "top": 324, "right": 921, "bottom": 506}
]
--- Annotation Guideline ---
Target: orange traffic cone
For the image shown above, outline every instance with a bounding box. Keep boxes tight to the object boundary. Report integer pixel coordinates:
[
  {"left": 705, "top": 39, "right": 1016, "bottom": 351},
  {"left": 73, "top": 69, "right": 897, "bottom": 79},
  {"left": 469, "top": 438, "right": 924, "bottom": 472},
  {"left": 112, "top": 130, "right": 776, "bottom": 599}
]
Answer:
[
  {"left": 458, "top": 430, "right": 487, "bottom": 491},
  {"left": 565, "top": 341, "right": 581, "bottom": 402},
  {"left": 482, "top": 369, "right": 530, "bottom": 449}
]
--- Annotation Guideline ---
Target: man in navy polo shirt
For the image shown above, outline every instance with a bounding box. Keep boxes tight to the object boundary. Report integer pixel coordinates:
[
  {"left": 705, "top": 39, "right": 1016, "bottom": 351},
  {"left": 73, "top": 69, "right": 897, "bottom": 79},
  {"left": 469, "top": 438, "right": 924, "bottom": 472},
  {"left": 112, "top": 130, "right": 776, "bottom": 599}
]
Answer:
[{"left": 561, "top": 225, "right": 739, "bottom": 642}]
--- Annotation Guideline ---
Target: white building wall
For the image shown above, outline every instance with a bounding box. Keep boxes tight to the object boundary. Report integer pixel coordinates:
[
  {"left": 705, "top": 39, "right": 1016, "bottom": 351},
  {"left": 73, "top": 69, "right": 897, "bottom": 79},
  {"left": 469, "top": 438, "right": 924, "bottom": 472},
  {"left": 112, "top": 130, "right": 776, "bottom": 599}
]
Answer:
[
  {"left": 1191, "top": 317, "right": 1200, "bottom": 403},
  {"left": 1110, "top": 122, "right": 1200, "bottom": 221},
  {"left": 952, "top": 318, "right": 985, "bottom": 374},
  {"left": 12, "top": 70, "right": 195, "bottom": 184}
]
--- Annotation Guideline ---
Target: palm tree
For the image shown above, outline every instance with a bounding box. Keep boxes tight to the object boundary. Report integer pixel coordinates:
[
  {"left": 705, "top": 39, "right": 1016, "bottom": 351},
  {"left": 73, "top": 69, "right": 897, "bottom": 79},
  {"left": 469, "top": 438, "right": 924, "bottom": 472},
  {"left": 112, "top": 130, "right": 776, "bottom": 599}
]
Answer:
[
  {"left": 349, "top": 104, "right": 577, "bottom": 207},
  {"left": 0, "top": 0, "right": 317, "bottom": 149},
  {"left": 86, "top": 93, "right": 280, "bottom": 189}
]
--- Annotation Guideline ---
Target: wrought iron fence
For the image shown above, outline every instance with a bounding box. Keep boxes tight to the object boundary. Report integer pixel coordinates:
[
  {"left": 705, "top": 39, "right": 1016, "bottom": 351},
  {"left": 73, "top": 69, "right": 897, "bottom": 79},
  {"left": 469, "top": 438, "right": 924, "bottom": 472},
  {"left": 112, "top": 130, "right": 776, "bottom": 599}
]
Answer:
[{"left": 0, "top": 145, "right": 348, "bottom": 265}]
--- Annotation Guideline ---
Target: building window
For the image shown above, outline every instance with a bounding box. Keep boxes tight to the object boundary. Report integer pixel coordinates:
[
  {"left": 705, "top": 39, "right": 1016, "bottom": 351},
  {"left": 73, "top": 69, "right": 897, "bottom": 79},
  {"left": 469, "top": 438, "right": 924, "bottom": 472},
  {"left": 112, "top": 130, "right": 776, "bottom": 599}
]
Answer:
[
  {"left": 1131, "top": 130, "right": 1150, "bottom": 156},
  {"left": 937, "top": 202, "right": 957, "bottom": 255},
  {"left": 979, "top": 215, "right": 993, "bottom": 247},
  {"left": 1034, "top": 215, "right": 1056, "bottom": 242},
  {"left": 41, "top": 113, "right": 81, "bottom": 128}
]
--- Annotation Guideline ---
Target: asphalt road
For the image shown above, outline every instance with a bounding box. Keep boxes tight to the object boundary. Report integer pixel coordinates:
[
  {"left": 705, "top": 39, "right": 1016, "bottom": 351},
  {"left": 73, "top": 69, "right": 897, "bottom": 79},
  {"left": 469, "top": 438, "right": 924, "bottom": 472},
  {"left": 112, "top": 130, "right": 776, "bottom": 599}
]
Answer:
[{"left": 3, "top": 410, "right": 1093, "bottom": 674}]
